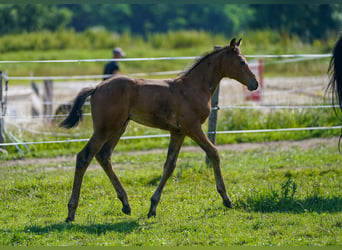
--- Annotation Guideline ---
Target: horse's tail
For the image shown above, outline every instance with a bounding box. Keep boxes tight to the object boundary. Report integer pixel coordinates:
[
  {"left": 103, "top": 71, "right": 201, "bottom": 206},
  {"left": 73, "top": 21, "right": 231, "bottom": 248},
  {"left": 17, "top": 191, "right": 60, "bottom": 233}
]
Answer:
[
  {"left": 59, "top": 87, "right": 96, "bottom": 129},
  {"left": 328, "top": 35, "right": 342, "bottom": 118}
]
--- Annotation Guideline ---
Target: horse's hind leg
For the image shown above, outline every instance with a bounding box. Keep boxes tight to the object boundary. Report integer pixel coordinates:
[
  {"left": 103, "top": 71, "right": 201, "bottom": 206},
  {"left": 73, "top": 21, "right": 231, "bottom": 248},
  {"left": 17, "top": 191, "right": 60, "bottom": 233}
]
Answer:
[
  {"left": 148, "top": 132, "right": 185, "bottom": 218},
  {"left": 95, "top": 132, "right": 131, "bottom": 216},
  {"left": 66, "top": 134, "right": 106, "bottom": 222}
]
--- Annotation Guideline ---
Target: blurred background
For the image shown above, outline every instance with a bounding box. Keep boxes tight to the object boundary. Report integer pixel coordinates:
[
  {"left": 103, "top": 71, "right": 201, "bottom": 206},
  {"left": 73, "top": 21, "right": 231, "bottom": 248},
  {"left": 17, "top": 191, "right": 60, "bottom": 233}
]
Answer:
[
  {"left": 1, "top": 4, "right": 341, "bottom": 76},
  {"left": 1, "top": 4, "right": 341, "bottom": 41},
  {"left": 0, "top": 4, "right": 342, "bottom": 157}
]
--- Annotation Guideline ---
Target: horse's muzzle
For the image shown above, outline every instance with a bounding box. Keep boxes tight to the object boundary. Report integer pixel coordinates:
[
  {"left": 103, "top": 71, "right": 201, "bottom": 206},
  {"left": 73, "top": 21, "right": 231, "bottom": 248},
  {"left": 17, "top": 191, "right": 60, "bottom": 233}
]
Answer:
[{"left": 247, "top": 79, "right": 259, "bottom": 91}]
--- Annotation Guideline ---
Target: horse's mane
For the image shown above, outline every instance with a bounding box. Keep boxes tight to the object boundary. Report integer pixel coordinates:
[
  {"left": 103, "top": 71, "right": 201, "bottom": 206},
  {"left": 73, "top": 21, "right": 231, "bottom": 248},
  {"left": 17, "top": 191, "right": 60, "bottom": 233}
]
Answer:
[
  {"left": 327, "top": 35, "right": 342, "bottom": 152},
  {"left": 180, "top": 46, "right": 228, "bottom": 77}
]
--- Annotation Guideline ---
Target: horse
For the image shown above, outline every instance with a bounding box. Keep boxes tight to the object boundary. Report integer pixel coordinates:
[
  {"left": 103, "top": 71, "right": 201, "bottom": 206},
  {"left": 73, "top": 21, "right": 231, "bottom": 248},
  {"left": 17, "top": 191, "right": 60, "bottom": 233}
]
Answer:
[
  {"left": 60, "top": 38, "right": 259, "bottom": 222},
  {"left": 328, "top": 35, "right": 342, "bottom": 116},
  {"left": 328, "top": 35, "right": 342, "bottom": 149}
]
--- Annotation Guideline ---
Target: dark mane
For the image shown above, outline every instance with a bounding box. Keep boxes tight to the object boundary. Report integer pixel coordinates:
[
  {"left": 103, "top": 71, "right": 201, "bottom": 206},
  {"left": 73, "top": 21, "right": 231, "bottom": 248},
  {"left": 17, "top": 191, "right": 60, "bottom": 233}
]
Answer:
[
  {"left": 180, "top": 46, "right": 228, "bottom": 77},
  {"left": 328, "top": 35, "right": 342, "bottom": 116},
  {"left": 327, "top": 35, "right": 342, "bottom": 152}
]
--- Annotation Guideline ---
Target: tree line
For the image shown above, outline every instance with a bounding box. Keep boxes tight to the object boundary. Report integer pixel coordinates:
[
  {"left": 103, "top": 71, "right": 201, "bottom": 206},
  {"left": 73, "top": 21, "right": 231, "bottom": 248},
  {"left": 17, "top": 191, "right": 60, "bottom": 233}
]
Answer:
[{"left": 1, "top": 4, "right": 341, "bottom": 41}]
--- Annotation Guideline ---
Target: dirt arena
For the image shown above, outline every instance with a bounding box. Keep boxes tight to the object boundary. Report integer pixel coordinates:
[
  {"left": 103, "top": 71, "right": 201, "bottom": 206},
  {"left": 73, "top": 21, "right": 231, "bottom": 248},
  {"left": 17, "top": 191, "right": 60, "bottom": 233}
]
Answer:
[{"left": 5, "top": 75, "right": 330, "bottom": 122}]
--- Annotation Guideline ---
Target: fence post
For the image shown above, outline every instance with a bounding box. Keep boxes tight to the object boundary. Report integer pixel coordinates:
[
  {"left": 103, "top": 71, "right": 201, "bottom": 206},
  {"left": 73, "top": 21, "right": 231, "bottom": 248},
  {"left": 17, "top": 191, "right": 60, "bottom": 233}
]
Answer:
[
  {"left": 244, "top": 58, "right": 263, "bottom": 102},
  {"left": 206, "top": 85, "right": 220, "bottom": 165},
  {"left": 0, "top": 71, "right": 5, "bottom": 144},
  {"left": 30, "top": 72, "right": 40, "bottom": 117},
  {"left": 43, "top": 79, "right": 53, "bottom": 123}
]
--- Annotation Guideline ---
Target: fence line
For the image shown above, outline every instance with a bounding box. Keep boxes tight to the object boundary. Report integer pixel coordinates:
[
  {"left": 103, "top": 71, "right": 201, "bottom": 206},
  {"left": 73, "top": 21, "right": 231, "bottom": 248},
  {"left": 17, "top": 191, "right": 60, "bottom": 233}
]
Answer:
[
  {"left": 1, "top": 104, "right": 338, "bottom": 121},
  {"left": 0, "top": 56, "right": 198, "bottom": 64},
  {"left": 4, "top": 71, "right": 184, "bottom": 81},
  {"left": 0, "top": 53, "right": 336, "bottom": 149},
  {"left": 0, "top": 53, "right": 331, "bottom": 65},
  {"left": 2, "top": 54, "right": 331, "bottom": 81},
  {"left": 0, "top": 125, "right": 341, "bottom": 147},
  {"left": 218, "top": 104, "right": 338, "bottom": 110}
]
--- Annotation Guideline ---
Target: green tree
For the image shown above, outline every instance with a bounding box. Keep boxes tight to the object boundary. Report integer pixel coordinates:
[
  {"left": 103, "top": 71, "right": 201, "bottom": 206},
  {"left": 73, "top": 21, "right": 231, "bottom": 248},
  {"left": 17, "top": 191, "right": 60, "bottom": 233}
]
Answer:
[
  {"left": 0, "top": 4, "right": 72, "bottom": 34},
  {"left": 1, "top": 4, "right": 341, "bottom": 42},
  {"left": 126, "top": 4, "right": 254, "bottom": 36},
  {"left": 61, "top": 4, "right": 254, "bottom": 37},
  {"left": 249, "top": 4, "right": 340, "bottom": 41},
  {"left": 62, "top": 4, "right": 132, "bottom": 33}
]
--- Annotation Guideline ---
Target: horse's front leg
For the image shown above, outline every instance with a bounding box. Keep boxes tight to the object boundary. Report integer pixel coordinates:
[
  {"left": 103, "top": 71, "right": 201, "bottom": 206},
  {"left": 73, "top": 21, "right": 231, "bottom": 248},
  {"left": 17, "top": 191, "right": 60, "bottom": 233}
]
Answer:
[
  {"left": 148, "top": 133, "right": 185, "bottom": 218},
  {"left": 187, "top": 125, "right": 232, "bottom": 208}
]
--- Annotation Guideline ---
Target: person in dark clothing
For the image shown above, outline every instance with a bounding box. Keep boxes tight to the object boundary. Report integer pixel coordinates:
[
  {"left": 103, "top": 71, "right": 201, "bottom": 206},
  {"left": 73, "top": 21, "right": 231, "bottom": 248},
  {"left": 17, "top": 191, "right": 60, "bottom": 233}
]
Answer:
[{"left": 103, "top": 47, "right": 125, "bottom": 80}]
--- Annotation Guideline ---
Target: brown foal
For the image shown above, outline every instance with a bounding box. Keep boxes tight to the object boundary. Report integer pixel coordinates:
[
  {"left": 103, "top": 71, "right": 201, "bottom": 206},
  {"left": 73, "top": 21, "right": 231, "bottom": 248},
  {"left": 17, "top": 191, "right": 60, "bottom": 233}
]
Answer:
[{"left": 60, "top": 38, "right": 259, "bottom": 222}]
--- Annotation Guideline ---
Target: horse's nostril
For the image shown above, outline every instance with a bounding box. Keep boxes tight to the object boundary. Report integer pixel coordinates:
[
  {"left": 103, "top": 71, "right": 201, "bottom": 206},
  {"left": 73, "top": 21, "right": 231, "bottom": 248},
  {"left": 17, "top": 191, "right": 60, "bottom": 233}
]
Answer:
[{"left": 248, "top": 80, "right": 259, "bottom": 91}]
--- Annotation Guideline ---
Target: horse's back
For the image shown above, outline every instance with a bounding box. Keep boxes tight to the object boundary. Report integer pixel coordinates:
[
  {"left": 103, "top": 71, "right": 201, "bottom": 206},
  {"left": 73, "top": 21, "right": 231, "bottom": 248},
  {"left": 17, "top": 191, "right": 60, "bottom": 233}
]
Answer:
[
  {"left": 90, "top": 76, "right": 177, "bottom": 127},
  {"left": 90, "top": 74, "right": 210, "bottom": 132}
]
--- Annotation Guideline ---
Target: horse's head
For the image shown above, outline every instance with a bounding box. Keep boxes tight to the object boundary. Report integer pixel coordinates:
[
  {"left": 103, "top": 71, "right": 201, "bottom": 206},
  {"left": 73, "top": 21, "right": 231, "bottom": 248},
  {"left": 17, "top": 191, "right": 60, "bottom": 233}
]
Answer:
[{"left": 218, "top": 38, "right": 259, "bottom": 91}]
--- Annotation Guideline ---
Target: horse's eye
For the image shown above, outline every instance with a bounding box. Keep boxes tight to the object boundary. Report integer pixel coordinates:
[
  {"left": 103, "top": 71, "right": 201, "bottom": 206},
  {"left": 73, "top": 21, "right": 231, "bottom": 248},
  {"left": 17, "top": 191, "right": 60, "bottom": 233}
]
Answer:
[{"left": 240, "top": 61, "right": 246, "bottom": 66}]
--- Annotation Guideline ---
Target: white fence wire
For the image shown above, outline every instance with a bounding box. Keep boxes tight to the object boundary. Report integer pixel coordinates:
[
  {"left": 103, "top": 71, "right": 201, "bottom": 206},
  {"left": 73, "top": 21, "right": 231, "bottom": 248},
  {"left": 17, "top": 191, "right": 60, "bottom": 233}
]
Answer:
[{"left": 0, "top": 53, "right": 338, "bottom": 148}]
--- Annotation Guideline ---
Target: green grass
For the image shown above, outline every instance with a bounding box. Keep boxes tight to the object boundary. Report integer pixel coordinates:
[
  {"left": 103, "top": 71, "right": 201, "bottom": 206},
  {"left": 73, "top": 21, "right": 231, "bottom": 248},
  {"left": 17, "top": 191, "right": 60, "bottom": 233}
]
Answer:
[
  {"left": 216, "top": 108, "right": 341, "bottom": 144},
  {"left": 1, "top": 106, "right": 340, "bottom": 161},
  {"left": 0, "top": 29, "right": 334, "bottom": 82},
  {"left": 1, "top": 29, "right": 340, "bottom": 245},
  {"left": 0, "top": 29, "right": 341, "bottom": 246},
  {"left": 0, "top": 143, "right": 341, "bottom": 246}
]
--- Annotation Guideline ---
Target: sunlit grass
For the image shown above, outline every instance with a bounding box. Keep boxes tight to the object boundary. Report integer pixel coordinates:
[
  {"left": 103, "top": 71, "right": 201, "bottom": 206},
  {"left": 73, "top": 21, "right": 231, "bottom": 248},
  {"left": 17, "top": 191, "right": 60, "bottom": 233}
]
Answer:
[
  {"left": 0, "top": 29, "right": 333, "bottom": 82},
  {"left": 0, "top": 145, "right": 341, "bottom": 246}
]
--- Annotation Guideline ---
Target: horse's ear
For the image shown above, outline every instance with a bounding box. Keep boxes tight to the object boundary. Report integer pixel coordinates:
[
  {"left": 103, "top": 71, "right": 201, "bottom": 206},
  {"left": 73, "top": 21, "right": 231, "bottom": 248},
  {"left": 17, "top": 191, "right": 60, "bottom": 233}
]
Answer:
[
  {"left": 229, "top": 38, "right": 236, "bottom": 49},
  {"left": 237, "top": 38, "right": 242, "bottom": 47},
  {"left": 214, "top": 45, "right": 222, "bottom": 51}
]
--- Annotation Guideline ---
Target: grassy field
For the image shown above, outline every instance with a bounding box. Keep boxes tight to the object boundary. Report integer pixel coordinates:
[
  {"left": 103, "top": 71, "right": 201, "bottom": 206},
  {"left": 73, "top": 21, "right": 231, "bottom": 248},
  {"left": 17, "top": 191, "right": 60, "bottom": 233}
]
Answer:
[
  {"left": 0, "top": 29, "right": 335, "bottom": 81},
  {"left": 0, "top": 140, "right": 341, "bottom": 246},
  {"left": 1, "top": 30, "right": 341, "bottom": 246}
]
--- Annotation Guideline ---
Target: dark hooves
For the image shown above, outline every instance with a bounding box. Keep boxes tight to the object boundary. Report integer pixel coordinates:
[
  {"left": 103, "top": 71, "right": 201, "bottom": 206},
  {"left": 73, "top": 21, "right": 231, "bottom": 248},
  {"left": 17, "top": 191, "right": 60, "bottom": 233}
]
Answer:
[
  {"left": 147, "top": 207, "right": 156, "bottom": 218},
  {"left": 122, "top": 205, "right": 131, "bottom": 215},
  {"left": 147, "top": 211, "right": 156, "bottom": 218},
  {"left": 65, "top": 217, "right": 74, "bottom": 223},
  {"left": 223, "top": 199, "right": 233, "bottom": 209}
]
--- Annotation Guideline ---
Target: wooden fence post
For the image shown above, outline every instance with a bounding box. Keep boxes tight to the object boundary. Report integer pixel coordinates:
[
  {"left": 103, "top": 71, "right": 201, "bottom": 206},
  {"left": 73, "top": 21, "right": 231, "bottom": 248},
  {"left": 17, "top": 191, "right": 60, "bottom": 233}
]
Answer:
[
  {"left": 206, "top": 85, "right": 220, "bottom": 165},
  {"left": 31, "top": 72, "right": 40, "bottom": 117},
  {"left": 0, "top": 71, "right": 5, "bottom": 144},
  {"left": 43, "top": 79, "right": 53, "bottom": 123}
]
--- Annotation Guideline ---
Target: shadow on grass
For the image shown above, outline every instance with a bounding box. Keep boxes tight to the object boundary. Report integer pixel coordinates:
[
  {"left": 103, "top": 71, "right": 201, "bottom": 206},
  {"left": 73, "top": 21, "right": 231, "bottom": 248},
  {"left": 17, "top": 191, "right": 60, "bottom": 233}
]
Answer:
[
  {"left": 237, "top": 194, "right": 342, "bottom": 213},
  {"left": 24, "top": 220, "right": 139, "bottom": 235}
]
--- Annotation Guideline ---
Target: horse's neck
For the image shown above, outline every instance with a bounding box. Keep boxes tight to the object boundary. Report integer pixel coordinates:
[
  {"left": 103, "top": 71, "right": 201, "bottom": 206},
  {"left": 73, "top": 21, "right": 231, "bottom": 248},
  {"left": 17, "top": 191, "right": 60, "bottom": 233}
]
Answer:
[{"left": 184, "top": 53, "right": 223, "bottom": 96}]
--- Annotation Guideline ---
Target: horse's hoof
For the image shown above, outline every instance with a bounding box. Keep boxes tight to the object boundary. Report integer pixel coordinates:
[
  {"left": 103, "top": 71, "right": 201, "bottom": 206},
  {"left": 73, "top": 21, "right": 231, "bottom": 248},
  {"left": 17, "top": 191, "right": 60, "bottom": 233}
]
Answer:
[
  {"left": 223, "top": 199, "right": 233, "bottom": 209},
  {"left": 65, "top": 216, "right": 74, "bottom": 223},
  {"left": 122, "top": 205, "right": 131, "bottom": 215},
  {"left": 147, "top": 210, "right": 156, "bottom": 218}
]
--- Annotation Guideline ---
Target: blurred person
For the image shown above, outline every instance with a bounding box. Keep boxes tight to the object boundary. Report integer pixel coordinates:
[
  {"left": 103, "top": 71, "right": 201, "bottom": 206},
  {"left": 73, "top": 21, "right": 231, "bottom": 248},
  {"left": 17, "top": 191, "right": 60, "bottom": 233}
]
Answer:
[{"left": 103, "top": 47, "right": 125, "bottom": 80}]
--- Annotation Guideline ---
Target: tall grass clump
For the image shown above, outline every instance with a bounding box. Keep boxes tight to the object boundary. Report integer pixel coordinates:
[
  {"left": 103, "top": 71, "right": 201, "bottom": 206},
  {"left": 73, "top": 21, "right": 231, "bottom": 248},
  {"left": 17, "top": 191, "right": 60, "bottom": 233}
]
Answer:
[
  {"left": 0, "top": 28, "right": 335, "bottom": 54},
  {"left": 216, "top": 107, "right": 340, "bottom": 144},
  {"left": 1, "top": 28, "right": 333, "bottom": 54},
  {"left": 148, "top": 30, "right": 224, "bottom": 50},
  {"left": 0, "top": 30, "right": 79, "bottom": 52},
  {"left": 0, "top": 29, "right": 145, "bottom": 53}
]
